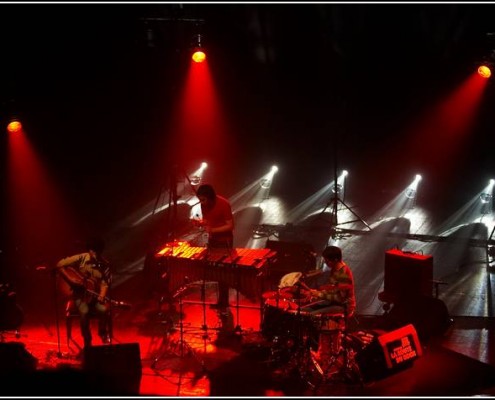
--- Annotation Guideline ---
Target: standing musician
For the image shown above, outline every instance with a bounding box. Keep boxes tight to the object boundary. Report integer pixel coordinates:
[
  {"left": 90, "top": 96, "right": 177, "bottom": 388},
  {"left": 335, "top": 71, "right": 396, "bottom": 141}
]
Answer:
[
  {"left": 192, "top": 183, "right": 234, "bottom": 311},
  {"left": 56, "top": 237, "right": 112, "bottom": 350}
]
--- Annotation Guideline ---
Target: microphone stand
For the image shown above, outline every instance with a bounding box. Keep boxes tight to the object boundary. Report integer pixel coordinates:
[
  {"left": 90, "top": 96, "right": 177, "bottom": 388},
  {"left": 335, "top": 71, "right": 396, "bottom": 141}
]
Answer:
[
  {"left": 51, "top": 269, "right": 72, "bottom": 359},
  {"left": 52, "top": 270, "right": 62, "bottom": 357}
]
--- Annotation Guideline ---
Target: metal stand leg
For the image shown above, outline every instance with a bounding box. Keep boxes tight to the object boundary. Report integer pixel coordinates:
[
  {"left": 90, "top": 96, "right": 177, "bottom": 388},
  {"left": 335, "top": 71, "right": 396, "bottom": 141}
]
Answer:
[
  {"left": 295, "top": 315, "right": 363, "bottom": 392},
  {"left": 151, "top": 284, "right": 207, "bottom": 376},
  {"left": 199, "top": 277, "right": 211, "bottom": 340},
  {"left": 233, "top": 275, "right": 243, "bottom": 336}
]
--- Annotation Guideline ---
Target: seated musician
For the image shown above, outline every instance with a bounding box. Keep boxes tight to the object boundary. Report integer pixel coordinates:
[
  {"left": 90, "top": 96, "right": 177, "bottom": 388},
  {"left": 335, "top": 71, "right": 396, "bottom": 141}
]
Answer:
[
  {"left": 56, "top": 237, "right": 112, "bottom": 350},
  {"left": 308, "top": 245, "right": 356, "bottom": 358}
]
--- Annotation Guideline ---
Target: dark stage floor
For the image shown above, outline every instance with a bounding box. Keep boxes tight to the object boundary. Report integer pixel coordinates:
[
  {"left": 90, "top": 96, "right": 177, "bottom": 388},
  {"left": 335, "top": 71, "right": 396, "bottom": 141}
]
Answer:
[{"left": 1, "top": 271, "right": 495, "bottom": 397}]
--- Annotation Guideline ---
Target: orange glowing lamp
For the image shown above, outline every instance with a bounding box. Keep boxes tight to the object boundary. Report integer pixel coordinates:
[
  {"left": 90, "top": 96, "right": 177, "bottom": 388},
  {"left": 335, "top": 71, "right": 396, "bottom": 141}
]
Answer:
[
  {"left": 192, "top": 50, "right": 206, "bottom": 63},
  {"left": 7, "top": 120, "right": 22, "bottom": 133},
  {"left": 478, "top": 64, "right": 492, "bottom": 79}
]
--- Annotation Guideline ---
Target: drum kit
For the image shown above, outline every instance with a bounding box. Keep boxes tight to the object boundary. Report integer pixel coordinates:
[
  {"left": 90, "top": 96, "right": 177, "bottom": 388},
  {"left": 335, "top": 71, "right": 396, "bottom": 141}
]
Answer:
[{"left": 260, "top": 273, "right": 363, "bottom": 389}]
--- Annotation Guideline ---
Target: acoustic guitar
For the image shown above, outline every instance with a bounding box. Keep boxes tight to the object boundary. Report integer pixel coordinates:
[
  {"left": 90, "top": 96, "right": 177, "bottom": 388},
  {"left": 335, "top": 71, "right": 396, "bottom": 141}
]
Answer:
[{"left": 56, "top": 265, "right": 131, "bottom": 310}]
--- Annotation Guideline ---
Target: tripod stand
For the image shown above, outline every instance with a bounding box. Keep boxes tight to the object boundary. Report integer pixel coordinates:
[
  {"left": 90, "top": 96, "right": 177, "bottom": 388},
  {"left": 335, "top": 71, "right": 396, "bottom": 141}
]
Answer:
[
  {"left": 320, "top": 146, "right": 371, "bottom": 239},
  {"left": 151, "top": 282, "right": 207, "bottom": 376}
]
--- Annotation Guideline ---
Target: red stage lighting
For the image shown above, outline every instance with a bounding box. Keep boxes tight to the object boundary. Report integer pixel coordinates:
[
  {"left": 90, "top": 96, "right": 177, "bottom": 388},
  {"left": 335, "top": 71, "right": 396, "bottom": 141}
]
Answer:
[
  {"left": 191, "top": 33, "right": 206, "bottom": 63},
  {"left": 7, "top": 120, "right": 22, "bottom": 133},
  {"left": 477, "top": 64, "right": 492, "bottom": 79},
  {"left": 192, "top": 50, "right": 206, "bottom": 63}
]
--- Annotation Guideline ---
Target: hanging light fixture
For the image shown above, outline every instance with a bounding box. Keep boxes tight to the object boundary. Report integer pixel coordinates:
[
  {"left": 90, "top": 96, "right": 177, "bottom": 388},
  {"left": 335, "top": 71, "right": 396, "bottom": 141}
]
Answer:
[
  {"left": 7, "top": 118, "right": 22, "bottom": 134},
  {"left": 191, "top": 33, "right": 206, "bottom": 63}
]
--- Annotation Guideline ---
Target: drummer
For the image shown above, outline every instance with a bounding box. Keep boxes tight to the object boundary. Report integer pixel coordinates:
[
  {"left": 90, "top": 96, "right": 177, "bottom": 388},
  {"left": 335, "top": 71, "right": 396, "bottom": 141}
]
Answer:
[{"left": 308, "top": 245, "right": 356, "bottom": 359}]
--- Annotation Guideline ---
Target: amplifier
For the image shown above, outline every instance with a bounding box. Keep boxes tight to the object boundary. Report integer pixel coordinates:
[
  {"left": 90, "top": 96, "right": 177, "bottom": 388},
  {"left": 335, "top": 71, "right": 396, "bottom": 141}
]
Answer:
[{"left": 384, "top": 249, "right": 433, "bottom": 300}]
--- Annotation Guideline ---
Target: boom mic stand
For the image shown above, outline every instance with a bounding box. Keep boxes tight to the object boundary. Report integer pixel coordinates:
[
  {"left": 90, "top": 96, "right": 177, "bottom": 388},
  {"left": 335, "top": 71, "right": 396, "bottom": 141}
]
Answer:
[{"left": 48, "top": 268, "right": 76, "bottom": 359}]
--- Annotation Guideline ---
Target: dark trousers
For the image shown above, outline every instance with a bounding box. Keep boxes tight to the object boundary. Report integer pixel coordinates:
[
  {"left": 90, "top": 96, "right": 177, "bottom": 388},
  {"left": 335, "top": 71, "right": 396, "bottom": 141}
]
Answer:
[
  {"left": 217, "top": 282, "right": 230, "bottom": 307},
  {"left": 75, "top": 298, "right": 110, "bottom": 347},
  {"left": 208, "top": 238, "right": 233, "bottom": 308}
]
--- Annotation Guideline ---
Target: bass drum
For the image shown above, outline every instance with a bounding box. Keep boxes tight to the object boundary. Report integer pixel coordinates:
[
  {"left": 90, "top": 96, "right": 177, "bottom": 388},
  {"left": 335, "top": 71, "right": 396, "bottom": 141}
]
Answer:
[
  {"left": 0, "top": 284, "right": 24, "bottom": 331},
  {"left": 261, "top": 298, "right": 318, "bottom": 344},
  {"left": 261, "top": 298, "right": 298, "bottom": 340}
]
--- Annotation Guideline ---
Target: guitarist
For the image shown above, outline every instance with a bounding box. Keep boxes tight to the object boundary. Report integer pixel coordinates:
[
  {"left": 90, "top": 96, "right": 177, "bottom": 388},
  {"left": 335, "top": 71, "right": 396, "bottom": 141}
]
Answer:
[{"left": 56, "top": 237, "right": 112, "bottom": 350}]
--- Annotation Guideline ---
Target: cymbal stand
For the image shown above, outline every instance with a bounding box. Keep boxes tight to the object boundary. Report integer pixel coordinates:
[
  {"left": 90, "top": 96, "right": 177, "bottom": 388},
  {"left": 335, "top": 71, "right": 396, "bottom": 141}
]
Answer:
[
  {"left": 228, "top": 250, "right": 243, "bottom": 337},
  {"left": 151, "top": 283, "right": 207, "bottom": 376},
  {"left": 233, "top": 277, "right": 242, "bottom": 336}
]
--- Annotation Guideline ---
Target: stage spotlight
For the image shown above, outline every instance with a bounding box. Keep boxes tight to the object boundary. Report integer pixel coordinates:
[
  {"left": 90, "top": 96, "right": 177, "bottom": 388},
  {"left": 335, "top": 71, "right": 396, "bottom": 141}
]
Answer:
[
  {"left": 7, "top": 119, "right": 22, "bottom": 133},
  {"left": 332, "top": 183, "right": 343, "bottom": 195},
  {"left": 480, "top": 193, "right": 492, "bottom": 204},
  {"left": 190, "top": 175, "right": 202, "bottom": 185},
  {"left": 404, "top": 174, "right": 422, "bottom": 208},
  {"left": 259, "top": 165, "right": 279, "bottom": 200},
  {"left": 189, "top": 162, "right": 208, "bottom": 186},
  {"left": 405, "top": 188, "right": 417, "bottom": 199},
  {"left": 331, "top": 170, "right": 348, "bottom": 198},
  {"left": 260, "top": 165, "right": 278, "bottom": 189},
  {"left": 191, "top": 33, "right": 206, "bottom": 63},
  {"left": 260, "top": 178, "right": 272, "bottom": 189},
  {"left": 479, "top": 179, "right": 494, "bottom": 214},
  {"left": 478, "top": 64, "right": 492, "bottom": 79}
]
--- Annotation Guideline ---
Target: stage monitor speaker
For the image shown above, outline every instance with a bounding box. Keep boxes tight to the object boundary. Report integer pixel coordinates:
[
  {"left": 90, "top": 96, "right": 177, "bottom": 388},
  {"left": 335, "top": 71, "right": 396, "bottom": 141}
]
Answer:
[
  {"left": 355, "top": 324, "right": 422, "bottom": 382},
  {"left": 83, "top": 343, "right": 142, "bottom": 395},
  {"left": 0, "top": 342, "right": 38, "bottom": 373},
  {"left": 384, "top": 249, "right": 433, "bottom": 299}
]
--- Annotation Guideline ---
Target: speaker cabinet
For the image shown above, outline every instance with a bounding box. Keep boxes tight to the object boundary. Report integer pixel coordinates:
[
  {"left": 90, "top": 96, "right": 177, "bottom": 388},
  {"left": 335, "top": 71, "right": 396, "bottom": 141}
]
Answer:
[
  {"left": 83, "top": 343, "right": 142, "bottom": 395},
  {"left": 355, "top": 324, "right": 422, "bottom": 382},
  {"left": 384, "top": 249, "right": 433, "bottom": 299}
]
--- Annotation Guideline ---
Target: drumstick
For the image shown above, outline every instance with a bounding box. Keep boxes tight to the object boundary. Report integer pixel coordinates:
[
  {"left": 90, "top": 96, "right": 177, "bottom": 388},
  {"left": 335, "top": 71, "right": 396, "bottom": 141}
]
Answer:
[{"left": 296, "top": 280, "right": 312, "bottom": 292}]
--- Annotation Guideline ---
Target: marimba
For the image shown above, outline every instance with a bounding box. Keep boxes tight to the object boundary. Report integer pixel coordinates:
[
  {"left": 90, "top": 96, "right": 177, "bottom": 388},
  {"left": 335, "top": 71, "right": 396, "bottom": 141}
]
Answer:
[{"left": 154, "top": 240, "right": 277, "bottom": 302}]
